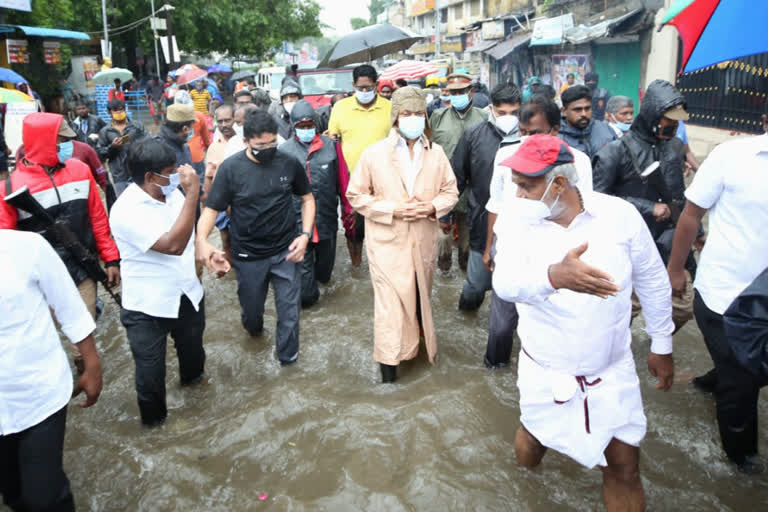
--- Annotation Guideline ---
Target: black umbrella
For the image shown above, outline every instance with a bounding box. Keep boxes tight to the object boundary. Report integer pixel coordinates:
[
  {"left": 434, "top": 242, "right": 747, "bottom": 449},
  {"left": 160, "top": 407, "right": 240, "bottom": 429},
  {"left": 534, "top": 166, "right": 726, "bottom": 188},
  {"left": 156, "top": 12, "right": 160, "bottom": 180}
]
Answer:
[
  {"left": 231, "top": 69, "right": 256, "bottom": 81},
  {"left": 318, "top": 24, "right": 423, "bottom": 68}
]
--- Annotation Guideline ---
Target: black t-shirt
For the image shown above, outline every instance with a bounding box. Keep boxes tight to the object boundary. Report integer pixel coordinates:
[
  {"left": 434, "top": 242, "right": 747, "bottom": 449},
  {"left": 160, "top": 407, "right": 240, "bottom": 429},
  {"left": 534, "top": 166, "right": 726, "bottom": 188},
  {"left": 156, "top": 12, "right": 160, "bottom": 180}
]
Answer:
[{"left": 205, "top": 149, "right": 311, "bottom": 259}]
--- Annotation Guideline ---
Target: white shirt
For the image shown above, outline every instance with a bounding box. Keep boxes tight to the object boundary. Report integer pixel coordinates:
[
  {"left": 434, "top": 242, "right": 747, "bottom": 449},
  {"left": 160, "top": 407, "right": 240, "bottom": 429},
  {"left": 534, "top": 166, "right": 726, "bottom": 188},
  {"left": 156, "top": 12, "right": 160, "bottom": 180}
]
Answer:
[
  {"left": 110, "top": 184, "right": 203, "bottom": 318},
  {"left": 0, "top": 230, "right": 95, "bottom": 435},
  {"left": 686, "top": 134, "right": 768, "bottom": 314},
  {"left": 486, "top": 142, "right": 593, "bottom": 214},
  {"left": 395, "top": 134, "right": 424, "bottom": 197},
  {"left": 493, "top": 191, "right": 673, "bottom": 376}
]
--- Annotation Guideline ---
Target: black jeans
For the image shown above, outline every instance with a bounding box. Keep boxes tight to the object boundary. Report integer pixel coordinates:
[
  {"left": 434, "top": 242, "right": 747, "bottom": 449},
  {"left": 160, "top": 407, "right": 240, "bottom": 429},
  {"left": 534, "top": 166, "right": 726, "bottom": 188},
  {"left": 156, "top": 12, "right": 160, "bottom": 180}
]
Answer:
[
  {"left": 301, "top": 237, "right": 337, "bottom": 308},
  {"left": 485, "top": 291, "right": 519, "bottom": 368},
  {"left": 0, "top": 406, "right": 75, "bottom": 512},
  {"left": 121, "top": 296, "right": 206, "bottom": 426},
  {"left": 694, "top": 290, "right": 762, "bottom": 464}
]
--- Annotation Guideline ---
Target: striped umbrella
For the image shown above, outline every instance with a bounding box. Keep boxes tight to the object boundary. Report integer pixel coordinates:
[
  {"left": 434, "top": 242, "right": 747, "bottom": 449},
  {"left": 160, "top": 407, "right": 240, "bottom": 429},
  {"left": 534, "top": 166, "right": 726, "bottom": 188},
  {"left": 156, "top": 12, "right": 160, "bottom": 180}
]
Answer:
[
  {"left": 176, "top": 67, "right": 208, "bottom": 87},
  {"left": 0, "top": 87, "right": 33, "bottom": 103},
  {"left": 380, "top": 60, "right": 439, "bottom": 82}
]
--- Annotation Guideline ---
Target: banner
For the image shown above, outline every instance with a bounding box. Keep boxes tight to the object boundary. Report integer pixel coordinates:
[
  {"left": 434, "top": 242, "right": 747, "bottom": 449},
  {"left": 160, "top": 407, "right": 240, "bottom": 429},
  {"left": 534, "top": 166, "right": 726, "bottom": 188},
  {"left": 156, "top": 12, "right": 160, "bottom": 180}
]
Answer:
[
  {"left": 551, "top": 54, "right": 588, "bottom": 95},
  {"left": 6, "top": 39, "right": 29, "bottom": 64},
  {"left": 0, "top": 0, "right": 31, "bottom": 11},
  {"left": 4, "top": 101, "right": 37, "bottom": 156},
  {"left": 43, "top": 42, "right": 62, "bottom": 65}
]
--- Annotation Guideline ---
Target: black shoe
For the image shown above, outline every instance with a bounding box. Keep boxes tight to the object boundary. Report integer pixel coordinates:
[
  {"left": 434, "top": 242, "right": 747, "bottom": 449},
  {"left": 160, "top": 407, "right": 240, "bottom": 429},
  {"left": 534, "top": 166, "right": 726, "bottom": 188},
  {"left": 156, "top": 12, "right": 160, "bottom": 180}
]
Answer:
[
  {"left": 380, "top": 363, "right": 398, "bottom": 383},
  {"left": 484, "top": 355, "right": 509, "bottom": 370},
  {"left": 692, "top": 368, "right": 718, "bottom": 393},
  {"left": 737, "top": 455, "right": 764, "bottom": 475},
  {"left": 181, "top": 373, "right": 204, "bottom": 386}
]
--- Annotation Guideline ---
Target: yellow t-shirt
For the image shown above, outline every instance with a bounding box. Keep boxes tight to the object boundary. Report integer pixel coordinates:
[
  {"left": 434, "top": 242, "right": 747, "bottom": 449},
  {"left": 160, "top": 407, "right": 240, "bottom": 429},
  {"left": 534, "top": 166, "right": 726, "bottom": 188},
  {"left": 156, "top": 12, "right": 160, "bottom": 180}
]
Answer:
[
  {"left": 328, "top": 95, "right": 392, "bottom": 173},
  {"left": 190, "top": 89, "right": 211, "bottom": 115}
]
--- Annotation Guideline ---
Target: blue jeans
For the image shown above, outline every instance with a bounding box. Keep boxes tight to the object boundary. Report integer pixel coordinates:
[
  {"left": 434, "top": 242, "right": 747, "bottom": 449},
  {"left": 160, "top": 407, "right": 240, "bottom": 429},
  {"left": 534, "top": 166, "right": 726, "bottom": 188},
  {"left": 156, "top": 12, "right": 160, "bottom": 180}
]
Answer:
[{"left": 459, "top": 249, "right": 492, "bottom": 311}]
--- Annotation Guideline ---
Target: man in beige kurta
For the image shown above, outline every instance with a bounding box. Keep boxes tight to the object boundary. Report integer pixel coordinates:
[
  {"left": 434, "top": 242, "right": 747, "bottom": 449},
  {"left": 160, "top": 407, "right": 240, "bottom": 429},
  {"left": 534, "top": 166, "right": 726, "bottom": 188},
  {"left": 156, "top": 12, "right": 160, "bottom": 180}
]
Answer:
[{"left": 347, "top": 87, "right": 459, "bottom": 383}]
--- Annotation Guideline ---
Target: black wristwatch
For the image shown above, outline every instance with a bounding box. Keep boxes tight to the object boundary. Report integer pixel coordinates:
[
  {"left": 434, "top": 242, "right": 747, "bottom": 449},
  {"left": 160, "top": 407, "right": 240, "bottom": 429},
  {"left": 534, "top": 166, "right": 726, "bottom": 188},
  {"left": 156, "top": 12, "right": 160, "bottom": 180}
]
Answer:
[{"left": 300, "top": 231, "right": 312, "bottom": 239}]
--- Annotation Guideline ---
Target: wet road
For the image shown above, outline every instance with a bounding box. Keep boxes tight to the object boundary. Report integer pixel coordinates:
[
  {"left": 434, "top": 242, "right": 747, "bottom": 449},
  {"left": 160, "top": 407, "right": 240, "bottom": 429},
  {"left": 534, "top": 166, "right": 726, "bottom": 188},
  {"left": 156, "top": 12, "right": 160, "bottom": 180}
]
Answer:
[{"left": 10, "top": 234, "right": 768, "bottom": 511}]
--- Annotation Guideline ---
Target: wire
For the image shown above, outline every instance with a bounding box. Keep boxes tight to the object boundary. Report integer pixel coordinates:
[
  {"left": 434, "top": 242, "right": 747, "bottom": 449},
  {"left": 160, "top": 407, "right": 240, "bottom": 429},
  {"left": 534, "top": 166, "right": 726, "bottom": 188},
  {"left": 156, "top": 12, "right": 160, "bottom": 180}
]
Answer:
[{"left": 83, "top": 5, "right": 169, "bottom": 36}]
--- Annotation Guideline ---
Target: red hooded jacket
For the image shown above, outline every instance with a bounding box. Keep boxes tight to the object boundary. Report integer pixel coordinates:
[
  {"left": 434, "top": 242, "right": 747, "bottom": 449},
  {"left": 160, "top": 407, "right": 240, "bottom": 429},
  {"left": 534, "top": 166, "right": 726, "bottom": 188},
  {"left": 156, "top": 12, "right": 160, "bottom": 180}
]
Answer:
[{"left": 0, "top": 112, "right": 119, "bottom": 284}]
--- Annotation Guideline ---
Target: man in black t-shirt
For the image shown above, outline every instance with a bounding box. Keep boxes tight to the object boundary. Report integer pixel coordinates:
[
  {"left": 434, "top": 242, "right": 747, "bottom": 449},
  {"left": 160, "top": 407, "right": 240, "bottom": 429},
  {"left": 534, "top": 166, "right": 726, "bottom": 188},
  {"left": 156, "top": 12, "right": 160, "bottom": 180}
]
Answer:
[{"left": 197, "top": 109, "right": 316, "bottom": 365}]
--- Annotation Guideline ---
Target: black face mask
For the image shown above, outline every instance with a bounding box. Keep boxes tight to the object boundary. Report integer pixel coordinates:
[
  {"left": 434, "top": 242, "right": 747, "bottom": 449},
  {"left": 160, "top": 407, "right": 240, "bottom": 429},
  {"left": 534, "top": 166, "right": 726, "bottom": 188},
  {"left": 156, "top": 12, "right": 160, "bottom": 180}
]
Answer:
[
  {"left": 586, "top": 82, "right": 597, "bottom": 91},
  {"left": 251, "top": 147, "right": 277, "bottom": 164},
  {"left": 658, "top": 123, "right": 677, "bottom": 138}
]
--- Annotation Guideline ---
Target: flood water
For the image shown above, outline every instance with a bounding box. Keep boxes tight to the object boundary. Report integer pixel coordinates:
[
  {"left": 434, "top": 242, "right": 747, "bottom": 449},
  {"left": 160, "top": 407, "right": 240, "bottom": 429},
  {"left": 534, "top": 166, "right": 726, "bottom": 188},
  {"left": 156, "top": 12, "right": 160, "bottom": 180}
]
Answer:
[{"left": 10, "top": 234, "right": 768, "bottom": 511}]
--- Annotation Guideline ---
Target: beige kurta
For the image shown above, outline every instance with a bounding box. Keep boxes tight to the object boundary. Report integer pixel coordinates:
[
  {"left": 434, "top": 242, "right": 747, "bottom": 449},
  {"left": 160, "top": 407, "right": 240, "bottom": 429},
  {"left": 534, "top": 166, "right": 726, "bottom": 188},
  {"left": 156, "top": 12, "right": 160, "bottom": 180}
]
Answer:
[{"left": 347, "top": 130, "right": 459, "bottom": 365}]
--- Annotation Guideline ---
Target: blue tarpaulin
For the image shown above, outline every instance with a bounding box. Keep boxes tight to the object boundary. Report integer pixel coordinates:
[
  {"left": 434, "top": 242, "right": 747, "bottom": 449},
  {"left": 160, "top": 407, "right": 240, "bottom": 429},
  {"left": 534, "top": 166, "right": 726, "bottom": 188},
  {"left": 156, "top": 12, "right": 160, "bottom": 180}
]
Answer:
[{"left": 13, "top": 25, "right": 90, "bottom": 40}]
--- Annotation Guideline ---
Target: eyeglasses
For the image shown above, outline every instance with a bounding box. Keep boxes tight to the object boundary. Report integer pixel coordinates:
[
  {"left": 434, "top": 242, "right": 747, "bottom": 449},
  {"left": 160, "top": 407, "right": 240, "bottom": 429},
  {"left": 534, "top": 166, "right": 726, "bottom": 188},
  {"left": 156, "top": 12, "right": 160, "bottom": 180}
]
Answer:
[{"left": 355, "top": 85, "right": 375, "bottom": 93}]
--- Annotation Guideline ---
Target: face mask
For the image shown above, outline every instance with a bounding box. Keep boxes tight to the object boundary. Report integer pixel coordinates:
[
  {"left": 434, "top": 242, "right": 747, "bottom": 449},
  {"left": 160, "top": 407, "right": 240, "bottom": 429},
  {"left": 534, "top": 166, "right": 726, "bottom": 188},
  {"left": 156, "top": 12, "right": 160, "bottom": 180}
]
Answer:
[
  {"left": 251, "top": 146, "right": 277, "bottom": 164},
  {"left": 153, "top": 172, "right": 180, "bottom": 197},
  {"left": 296, "top": 128, "right": 316, "bottom": 143},
  {"left": 511, "top": 177, "right": 563, "bottom": 222},
  {"left": 355, "top": 89, "right": 375, "bottom": 105},
  {"left": 234, "top": 123, "right": 244, "bottom": 138},
  {"left": 283, "top": 102, "right": 296, "bottom": 115},
  {"left": 586, "top": 82, "right": 597, "bottom": 91},
  {"left": 112, "top": 111, "right": 127, "bottom": 121},
  {"left": 656, "top": 123, "right": 677, "bottom": 138},
  {"left": 185, "top": 128, "right": 194, "bottom": 142},
  {"left": 615, "top": 121, "right": 632, "bottom": 132},
  {"left": 495, "top": 114, "right": 519, "bottom": 135},
  {"left": 57, "top": 141, "right": 73, "bottom": 164},
  {"left": 451, "top": 93, "right": 470, "bottom": 111},
  {"left": 440, "top": 95, "right": 450, "bottom": 102},
  {"left": 398, "top": 116, "right": 425, "bottom": 140}
]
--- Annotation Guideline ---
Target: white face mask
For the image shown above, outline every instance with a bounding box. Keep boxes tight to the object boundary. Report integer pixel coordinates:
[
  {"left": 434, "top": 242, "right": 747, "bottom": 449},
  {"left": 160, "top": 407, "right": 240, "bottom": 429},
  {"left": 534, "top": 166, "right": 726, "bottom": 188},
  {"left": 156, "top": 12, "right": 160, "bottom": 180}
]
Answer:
[
  {"left": 510, "top": 177, "right": 563, "bottom": 222},
  {"left": 398, "top": 115, "right": 426, "bottom": 140},
  {"left": 283, "top": 101, "right": 296, "bottom": 115},
  {"left": 495, "top": 114, "right": 519, "bottom": 135},
  {"left": 234, "top": 123, "right": 244, "bottom": 138}
]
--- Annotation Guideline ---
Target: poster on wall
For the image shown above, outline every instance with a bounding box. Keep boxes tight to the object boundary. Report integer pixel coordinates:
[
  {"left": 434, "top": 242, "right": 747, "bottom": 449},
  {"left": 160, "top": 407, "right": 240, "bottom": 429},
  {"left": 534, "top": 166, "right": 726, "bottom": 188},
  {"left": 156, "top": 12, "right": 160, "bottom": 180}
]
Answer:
[
  {"left": 0, "top": 0, "right": 31, "bottom": 11},
  {"left": 6, "top": 39, "right": 29, "bottom": 64},
  {"left": 552, "top": 54, "right": 588, "bottom": 95},
  {"left": 5, "top": 101, "right": 37, "bottom": 156},
  {"left": 43, "top": 42, "right": 62, "bottom": 65}
]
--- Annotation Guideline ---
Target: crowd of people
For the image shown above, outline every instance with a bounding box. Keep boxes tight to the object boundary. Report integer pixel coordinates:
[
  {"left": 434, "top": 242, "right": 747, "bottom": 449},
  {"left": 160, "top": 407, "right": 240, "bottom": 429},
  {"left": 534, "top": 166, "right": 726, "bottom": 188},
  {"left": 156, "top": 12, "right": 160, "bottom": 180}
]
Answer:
[{"left": 1, "top": 60, "right": 767, "bottom": 512}]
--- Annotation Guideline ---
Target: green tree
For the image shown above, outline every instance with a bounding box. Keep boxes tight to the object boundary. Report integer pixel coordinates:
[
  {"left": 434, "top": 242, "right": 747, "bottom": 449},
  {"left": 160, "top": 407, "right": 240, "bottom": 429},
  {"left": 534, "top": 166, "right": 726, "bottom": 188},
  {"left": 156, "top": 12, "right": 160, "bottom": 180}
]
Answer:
[
  {"left": 350, "top": 17, "right": 370, "bottom": 31},
  {"left": 368, "top": 0, "right": 389, "bottom": 24}
]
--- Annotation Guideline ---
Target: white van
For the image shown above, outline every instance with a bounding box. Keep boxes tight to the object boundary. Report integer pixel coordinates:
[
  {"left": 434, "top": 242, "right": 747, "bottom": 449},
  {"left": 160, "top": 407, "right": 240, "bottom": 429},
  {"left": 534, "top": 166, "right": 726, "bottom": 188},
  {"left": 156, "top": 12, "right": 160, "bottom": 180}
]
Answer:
[{"left": 257, "top": 67, "right": 286, "bottom": 101}]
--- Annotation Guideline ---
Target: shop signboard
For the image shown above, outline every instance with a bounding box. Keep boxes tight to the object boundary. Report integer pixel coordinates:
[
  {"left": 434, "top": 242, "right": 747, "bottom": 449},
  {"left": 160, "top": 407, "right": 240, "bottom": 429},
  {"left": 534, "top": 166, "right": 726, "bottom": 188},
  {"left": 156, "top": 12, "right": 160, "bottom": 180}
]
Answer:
[
  {"left": 6, "top": 39, "right": 29, "bottom": 64},
  {"left": 44, "top": 42, "right": 62, "bottom": 65}
]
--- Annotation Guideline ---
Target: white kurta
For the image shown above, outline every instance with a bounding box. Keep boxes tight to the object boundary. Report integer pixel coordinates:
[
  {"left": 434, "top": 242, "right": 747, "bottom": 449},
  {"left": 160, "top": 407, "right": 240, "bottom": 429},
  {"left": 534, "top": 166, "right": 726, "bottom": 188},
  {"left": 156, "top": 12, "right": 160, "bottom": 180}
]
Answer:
[{"left": 493, "top": 191, "right": 674, "bottom": 468}]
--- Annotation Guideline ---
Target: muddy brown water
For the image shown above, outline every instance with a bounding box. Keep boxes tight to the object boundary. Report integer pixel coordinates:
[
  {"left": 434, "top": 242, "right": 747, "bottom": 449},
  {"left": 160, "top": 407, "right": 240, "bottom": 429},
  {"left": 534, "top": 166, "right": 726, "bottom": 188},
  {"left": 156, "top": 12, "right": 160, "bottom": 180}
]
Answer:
[{"left": 7, "top": 234, "right": 767, "bottom": 511}]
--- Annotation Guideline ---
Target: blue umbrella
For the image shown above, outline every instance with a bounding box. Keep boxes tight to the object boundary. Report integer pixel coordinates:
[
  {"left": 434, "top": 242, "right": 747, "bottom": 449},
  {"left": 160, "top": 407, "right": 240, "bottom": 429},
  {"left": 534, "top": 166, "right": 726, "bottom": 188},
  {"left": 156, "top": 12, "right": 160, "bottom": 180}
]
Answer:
[
  {"left": 207, "top": 64, "right": 232, "bottom": 73},
  {"left": 0, "top": 67, "right": 27, "bottom": 84}
]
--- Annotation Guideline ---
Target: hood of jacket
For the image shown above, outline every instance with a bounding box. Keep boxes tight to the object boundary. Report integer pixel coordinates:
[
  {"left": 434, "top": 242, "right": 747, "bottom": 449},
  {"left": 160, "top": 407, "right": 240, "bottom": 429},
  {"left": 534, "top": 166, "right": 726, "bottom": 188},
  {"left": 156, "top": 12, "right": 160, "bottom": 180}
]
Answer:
[
  {"left": 631, "top": 79, "right": 686, "bottom": 142},
  {"left": 290, "top": 99, "right": 315, "bottom": 126},
  {"left": 23, "top": 112, "right": 63, "bottom": 168},
  {"left": 160, "top": 125, "right": 186, "bottom": 148}
]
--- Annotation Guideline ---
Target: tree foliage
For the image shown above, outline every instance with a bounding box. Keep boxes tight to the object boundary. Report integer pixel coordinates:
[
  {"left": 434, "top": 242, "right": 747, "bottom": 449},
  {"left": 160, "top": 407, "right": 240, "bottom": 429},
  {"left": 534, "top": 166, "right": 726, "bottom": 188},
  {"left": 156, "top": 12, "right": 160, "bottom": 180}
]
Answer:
[
  {"left": 350, "top": 17, "right": 370, "bottom": 31},
  {"left": 368, "top": 0, "right": 389, "bottom": 24}
]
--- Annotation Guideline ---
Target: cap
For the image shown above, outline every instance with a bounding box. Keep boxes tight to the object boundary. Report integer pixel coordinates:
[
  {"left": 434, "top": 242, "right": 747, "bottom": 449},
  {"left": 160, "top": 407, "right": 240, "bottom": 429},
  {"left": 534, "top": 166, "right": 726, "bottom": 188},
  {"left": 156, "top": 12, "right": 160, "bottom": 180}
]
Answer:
[
  {"left": 446, "top": 73, "right": 473, "bottom": 90},
  {"left": 58, "top": 119, "right": 76, "bottom": 138},
  {"left": 663, "top": 104, "right": 690, "bottom": 121},
  {"left": 499, "top": 134, "right": 574, "bottom": 177},
  {"left": 167, "top": 104, "right": 196, "bottom": 123},
  {"left": 280, "top": 80, "right": 301, "bottom": 98}
]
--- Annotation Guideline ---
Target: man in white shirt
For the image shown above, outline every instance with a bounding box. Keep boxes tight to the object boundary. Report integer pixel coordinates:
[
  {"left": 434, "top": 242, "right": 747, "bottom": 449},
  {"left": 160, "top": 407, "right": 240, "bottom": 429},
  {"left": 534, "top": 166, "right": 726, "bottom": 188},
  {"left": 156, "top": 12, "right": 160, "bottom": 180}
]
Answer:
[
  {"left": 0, "top": 229, "right": 102, "bottom": 511},
  {"left": 110, "top": 138, "right": 227, "bottom": 426},
  {"left": 667, "top": 129, "right": 768, "bottom": 474},
  {"left": 482, "top": 97, "right": 592, "bottom": 369},
  {"left": 493, "top": 135, "right": 674, "bottom": 511}
]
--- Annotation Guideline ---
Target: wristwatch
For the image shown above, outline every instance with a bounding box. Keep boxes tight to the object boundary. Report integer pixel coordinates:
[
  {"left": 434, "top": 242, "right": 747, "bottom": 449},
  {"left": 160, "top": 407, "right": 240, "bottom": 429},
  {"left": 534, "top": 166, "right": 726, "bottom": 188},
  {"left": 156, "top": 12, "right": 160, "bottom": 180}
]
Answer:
[{"left": 300, "top": 231, "right": 312, "bottom": 239}]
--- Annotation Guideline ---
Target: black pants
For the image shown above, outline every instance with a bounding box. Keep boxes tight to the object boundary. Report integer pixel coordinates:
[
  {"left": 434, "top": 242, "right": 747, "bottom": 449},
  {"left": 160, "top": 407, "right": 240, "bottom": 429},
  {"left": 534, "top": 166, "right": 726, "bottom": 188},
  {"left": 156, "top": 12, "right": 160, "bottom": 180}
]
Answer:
[
  {"left": 301, "top": 237, "right": 337, "bottom": 308},
  {"left": 485, "top": 291, "right": 519, "bottom": 368},
  {"left": 694, "top": 290, "right": 762, "bottom": 464},
  {"left": 0, "top": 406, "right": 75, "bottom": 512},
  {"left": 121, "top": 296, "right": 206, "bottom": 426}
]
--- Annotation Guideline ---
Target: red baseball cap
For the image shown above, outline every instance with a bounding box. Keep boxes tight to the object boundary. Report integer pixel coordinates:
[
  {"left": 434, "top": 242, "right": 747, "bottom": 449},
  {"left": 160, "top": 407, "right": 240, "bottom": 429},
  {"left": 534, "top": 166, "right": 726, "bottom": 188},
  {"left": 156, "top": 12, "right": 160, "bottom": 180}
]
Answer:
[{"left": 500, "top": 134, "right": 574, "bottom": 177}]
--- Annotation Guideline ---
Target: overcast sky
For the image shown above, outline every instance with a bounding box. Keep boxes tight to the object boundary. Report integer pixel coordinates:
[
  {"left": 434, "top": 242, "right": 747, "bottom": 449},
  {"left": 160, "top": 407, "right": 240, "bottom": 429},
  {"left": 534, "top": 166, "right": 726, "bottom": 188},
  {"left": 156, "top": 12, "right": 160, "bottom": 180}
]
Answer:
[{"left": 320, "top": 0, "right": 371, "bottom": 36}]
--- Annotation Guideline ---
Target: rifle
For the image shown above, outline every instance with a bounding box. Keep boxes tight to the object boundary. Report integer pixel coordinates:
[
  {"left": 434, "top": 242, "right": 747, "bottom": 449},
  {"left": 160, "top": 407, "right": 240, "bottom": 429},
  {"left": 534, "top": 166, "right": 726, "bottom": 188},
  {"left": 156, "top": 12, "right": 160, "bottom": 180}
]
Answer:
[{"left": 4, "top": 184, "right": 122, "bottom": 306}]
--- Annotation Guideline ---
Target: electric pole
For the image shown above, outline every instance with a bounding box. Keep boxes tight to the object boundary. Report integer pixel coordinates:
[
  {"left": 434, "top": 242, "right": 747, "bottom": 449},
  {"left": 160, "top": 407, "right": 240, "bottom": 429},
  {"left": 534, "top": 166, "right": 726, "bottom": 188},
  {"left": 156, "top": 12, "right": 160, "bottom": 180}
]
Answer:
[
  {"left": 101, "top": 0, "right": 109, "bottom": 59},
  {"left": 150, "top": 0, "right": 162, "bottom": 78},
  {"left": 164, "top": 2, "right": 176, "bottom": 67}
]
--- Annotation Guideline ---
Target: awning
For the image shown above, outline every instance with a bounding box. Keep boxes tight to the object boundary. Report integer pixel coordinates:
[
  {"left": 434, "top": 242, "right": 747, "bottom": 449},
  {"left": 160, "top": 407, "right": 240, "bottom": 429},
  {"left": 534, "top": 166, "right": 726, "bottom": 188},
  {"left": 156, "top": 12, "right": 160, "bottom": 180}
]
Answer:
[
  {"left": 466, "top": 40, "right": 498, "bottom": 53},
  {"left": 1, "top": 25, "right": 90, "bottom": 40},
  {"left": 564, "top": 8, "right": 644, "bottom": 45},
  {"left": 530, "top": 14, "right": 574, "bottom": 46},
  {"left": 485, "top": 32, "right": 531, "bottom": 60}
]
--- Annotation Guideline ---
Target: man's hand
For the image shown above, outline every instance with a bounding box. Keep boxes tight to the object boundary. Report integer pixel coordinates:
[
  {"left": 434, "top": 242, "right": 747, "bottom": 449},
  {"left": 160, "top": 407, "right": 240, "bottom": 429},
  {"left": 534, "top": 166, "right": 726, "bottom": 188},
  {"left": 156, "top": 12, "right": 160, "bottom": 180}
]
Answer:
[
  {"left": 667, "top": 266, "right": 687, "bottom": 298},
  {"left": 547, "top": 242, "right": 619, "bottom": 298},
  {"left": 653, "top": 203, "right": 671, "bottom": 222},
  {"left": 205, "top": 160, "right": 219, "bottom": 180},
  {"left": 648, "top": 353, "right": 674, "bottom": 391},
  {"left": 208, "top": 250, "right": 231, "bottom": 277},
  {"left": 106, "top": 265, "right": 121, "bottom": 287},
  {"left": 439, "top": 220, "right": 452, "bottom": 234},
  {"left": 396, "top": 201, "right": 436, "bottom": 222},
  {"left": 483, "top": 248, "right": 494, "bottom": 273},
  {"left": 111, "top": 136, "right": 124, "bottom": 147},
  {"left": 73, "top": 367, "right": 103, "bottom": 407},
  {"left": 178, "top": 164, "right": 200, "bottom": 195},
  {"left": 287, "top": 234, "right": 309, "bottom": 262}
]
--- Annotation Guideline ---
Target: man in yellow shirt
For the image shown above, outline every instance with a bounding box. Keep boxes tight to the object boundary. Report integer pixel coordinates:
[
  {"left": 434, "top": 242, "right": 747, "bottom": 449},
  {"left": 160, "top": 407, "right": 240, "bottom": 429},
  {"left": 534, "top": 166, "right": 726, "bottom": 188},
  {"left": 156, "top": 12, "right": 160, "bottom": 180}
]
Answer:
[
  {"left": 190, "top": 80, "right": 212, "bottom": 115},
  {"left": 328, "top": 64, "right": 391, "bottom": 266}
]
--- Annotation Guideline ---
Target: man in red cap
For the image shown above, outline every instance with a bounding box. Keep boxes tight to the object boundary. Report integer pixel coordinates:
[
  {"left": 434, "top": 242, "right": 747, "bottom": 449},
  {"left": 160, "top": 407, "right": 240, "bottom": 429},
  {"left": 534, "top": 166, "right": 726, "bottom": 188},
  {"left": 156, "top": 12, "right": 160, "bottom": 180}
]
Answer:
[{"left": 492, "top": 134, "right": 675, "bottom": 511}]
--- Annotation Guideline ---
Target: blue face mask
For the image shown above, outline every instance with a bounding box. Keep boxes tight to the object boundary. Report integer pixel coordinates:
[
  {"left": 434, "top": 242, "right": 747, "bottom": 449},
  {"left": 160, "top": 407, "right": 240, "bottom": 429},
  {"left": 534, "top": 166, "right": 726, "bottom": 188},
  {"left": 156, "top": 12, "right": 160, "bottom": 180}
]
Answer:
[
  {"left": 398, "top": 116, "right": 425, "bottom": 140},
  {"left": 296, "top": 128, "right": 316, "bottom": 143},
  {"left": 185, "top": 128, "right": 194, "bottom": 142},
  {"left": 440, "top": 95, "right": 450, "bottom": 103},
  {"left": 451, "top": 93, "right": 470, "bottom": 110},
  {"left": 355, "top": 89, "right": 376, "bottom": 105},
  {"left": 615, "top": 121, "right": 632, "bottom": 132},
  {"left": 57, "top": 141, "right": 74, "bottom": 164},
  {"left": 153, "top": 171, "right": 180, "bottom": 197}
]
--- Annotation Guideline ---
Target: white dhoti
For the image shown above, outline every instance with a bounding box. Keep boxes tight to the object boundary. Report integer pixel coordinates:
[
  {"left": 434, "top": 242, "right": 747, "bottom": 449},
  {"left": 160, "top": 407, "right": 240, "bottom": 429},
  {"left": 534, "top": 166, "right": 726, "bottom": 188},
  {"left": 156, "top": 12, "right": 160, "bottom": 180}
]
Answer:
[{"left": 517, "top": 348, "right": 647, "bottom": 469}]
